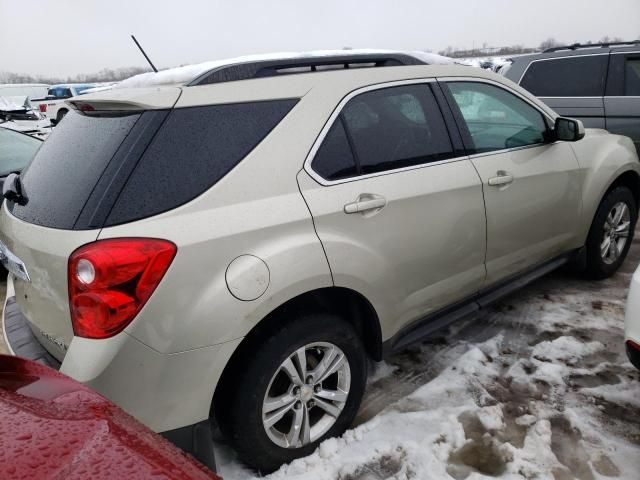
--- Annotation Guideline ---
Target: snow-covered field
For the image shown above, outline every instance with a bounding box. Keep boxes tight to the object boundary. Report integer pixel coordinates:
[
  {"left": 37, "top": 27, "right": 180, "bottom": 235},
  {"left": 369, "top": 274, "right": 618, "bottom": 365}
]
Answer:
[{"left": 218, "top": 234, "right": 640, "bottom": 479}]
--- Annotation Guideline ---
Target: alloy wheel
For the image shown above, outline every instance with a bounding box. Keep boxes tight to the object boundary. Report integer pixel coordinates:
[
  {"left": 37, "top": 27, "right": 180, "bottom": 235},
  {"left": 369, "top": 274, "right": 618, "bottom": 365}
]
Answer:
[
  {"left": 601, "top": 201, "right": 631, "bottom": 265},
  {"left": 262, "top": 342, "right": 351, "bottom": 449}
]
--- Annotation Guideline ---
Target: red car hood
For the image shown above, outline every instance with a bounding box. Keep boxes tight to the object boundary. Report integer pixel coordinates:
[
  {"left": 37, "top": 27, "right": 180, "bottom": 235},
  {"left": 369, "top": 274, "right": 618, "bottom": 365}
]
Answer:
[{"left": 0, "top": 355, "right": 221, "bottom": 480}]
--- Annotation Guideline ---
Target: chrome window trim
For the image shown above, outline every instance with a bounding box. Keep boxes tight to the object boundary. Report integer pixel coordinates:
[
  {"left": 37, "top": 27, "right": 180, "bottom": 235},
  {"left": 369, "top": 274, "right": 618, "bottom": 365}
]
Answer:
[
  {"left": 304, "top": 77, "right": 556, "bottom": 187},
  {"left": 517, "top": 52, "right": 609, "bottom": 87}
]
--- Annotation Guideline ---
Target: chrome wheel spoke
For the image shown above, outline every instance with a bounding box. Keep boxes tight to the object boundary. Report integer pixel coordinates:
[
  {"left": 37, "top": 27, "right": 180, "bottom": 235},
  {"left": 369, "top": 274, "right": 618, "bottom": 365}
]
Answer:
[
  {"left": 616, "top": 221, "right": 631, "bottom": 237},
  {"left": 281, "top": 358, "right": 304, "bottom": 386},
  {"left": 314, "top": 350, "right": 346, "bottom": 383},
  {"left": 315, "top": 388, "right": 348, "bottom": 403},
  {"left": 264, "top": 400, "right": 296, "bottom": 428},
  {"left": 313, "top": 397, "right": 342, "bottom": 418},
  {"left": 263, "top": 392, "right": 296, "bottom": 414},
  {"left": 293, "top": 346, "right": 308, "bottom": 381},
  {"left": 286, "top": 404, "right": 305, "bottom": 447},
  {"left": 601, "top": 236, "right": 611, "bottom": 257},
  {"left": 611, "top": 240, "right": 620, "bottom": 259},
  {"left": 612, "top": 204, "right": 627, "bottom": 226},
  {"left": 301, "top": 404, "right": 311, "bottom": 445}
]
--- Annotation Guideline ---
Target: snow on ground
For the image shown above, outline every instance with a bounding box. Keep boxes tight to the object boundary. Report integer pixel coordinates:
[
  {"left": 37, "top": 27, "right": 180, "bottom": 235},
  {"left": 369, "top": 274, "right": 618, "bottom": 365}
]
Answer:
[{"left": 217, "top": 232, "right": 640, "bottom": 479}]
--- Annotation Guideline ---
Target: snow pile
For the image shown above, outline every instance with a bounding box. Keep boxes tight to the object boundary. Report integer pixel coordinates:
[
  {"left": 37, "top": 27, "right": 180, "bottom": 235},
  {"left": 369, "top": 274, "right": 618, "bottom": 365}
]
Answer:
[
  {"left": 218, "top": 258, "right": 640, "bottom": 479},
  {"left": 117, "top": 49, "right": 454, "bottom": 89}
]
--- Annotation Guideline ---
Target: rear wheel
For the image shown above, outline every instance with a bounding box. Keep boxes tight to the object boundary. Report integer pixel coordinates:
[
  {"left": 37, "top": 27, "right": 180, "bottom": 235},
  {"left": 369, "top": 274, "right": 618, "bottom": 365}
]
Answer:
[
  {"left": 216, "top": 313, "right": 367, "bottom": 473},
  {"left": 583, "top": 186, "right": 637, "bottom": 279},
  {"left": 55, "top": 109, "right": 68, "bottom": 125}
]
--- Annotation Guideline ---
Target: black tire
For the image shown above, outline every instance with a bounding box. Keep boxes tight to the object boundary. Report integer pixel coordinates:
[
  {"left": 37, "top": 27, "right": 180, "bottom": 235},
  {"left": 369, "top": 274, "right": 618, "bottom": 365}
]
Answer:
[
  {"left": 216, "top": 313, "right": 367, "bottom": 473},
  {"left": 55, "top": 109, "right": 67, "bottom": 125},
  {"left": 583, "top": 186, "right": 637, "bottom": 279}
]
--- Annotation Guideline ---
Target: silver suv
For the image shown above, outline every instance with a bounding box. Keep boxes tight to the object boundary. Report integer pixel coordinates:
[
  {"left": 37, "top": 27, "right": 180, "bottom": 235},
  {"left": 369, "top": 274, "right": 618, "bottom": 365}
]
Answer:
[
  {"left": 1, "top": 52, "right": 639, "bottom": 472},
  {"left": 502, "top": 40, "right": 640, "bottom": 154}
]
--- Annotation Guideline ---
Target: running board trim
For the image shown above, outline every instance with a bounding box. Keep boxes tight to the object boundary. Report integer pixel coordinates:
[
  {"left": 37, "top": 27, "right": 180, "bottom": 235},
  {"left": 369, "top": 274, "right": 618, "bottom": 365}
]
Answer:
[{"left": 383, "top": 253, "right": 571, "bottom": 356}]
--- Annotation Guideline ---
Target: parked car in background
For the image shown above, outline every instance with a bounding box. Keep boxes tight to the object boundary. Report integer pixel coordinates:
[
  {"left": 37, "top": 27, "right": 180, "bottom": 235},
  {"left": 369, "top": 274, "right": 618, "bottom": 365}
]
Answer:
[
  {"left": 1, "top": 51, "right": 639, "bottom": 472},
  {"left": 0, "top": 83, "right": 48, "bottom": 103},
  {"left": 502, "top": 40, "right": 640, "bottom": 153},
  {"left": 625, "top": 265, "right": 640, "bottom": 371},
  {"left": 0, "top": 96, "right": 51, "bottom": 139},
  {"left": 39, "top": 83, "right": 100, "bottom": 125},
  {"left": 0, "top": 355, "right": 220, "bottom": 478},
  {"left": 0, "top": 126, "right": 42, "bottom": 189}
]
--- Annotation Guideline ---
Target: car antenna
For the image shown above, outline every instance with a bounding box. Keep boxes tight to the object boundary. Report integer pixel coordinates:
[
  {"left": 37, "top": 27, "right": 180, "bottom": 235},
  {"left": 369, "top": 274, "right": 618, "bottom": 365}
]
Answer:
[{"left": 131, "top": 34, "right": 158, "bottom": 73}]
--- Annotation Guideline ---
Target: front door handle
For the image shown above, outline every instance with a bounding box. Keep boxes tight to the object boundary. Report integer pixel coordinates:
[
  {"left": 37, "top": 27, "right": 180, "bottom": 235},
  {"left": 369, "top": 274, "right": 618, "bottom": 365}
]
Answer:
[
  {"left": 488, "top": 171, "right": 514, "bottom": 187},
  {"left": 344, "top": 194, "right": 387, "bottom": 214}
]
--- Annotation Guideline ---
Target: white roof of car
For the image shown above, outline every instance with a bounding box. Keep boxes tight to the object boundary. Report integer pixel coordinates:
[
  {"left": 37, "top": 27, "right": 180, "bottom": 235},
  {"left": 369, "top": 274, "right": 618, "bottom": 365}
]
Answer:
[{"left": 116, "top": 49, "right": 455, "bottom": 89}]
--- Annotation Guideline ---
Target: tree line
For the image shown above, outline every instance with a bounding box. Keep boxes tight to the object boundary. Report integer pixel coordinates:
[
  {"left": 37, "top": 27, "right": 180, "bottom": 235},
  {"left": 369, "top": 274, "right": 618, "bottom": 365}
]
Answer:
[
  {"left": 0, "top": 66, "right": 152, "bottom": 85},
  {"left": 439, "top": 36, "right": 631, "bottom": 58}
]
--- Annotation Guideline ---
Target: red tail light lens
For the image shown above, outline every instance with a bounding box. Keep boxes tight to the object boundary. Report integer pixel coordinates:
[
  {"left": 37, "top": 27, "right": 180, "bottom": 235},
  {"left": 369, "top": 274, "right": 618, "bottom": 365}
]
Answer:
[
  {"left": 69, "top": 238, "right": 177, "bottom": 339},
  {"left": 628, "top": 339, "right": 640, "bottom": 352},
  {"left": 38, "top": 103, "right": 47, "bottom": 113}
]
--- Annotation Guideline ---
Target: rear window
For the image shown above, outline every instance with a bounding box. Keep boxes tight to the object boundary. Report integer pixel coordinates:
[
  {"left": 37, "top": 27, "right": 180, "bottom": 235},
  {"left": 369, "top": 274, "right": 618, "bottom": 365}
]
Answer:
[
  {"left": 47, "top": 87, "right": 73, "bottom": 99},
  {"left": 10, "top": 111, "right": 141, "bottom": 229},
  {"left": 520, "top": 55, "right": 608, "bottom": 97},
  {"left": 8, "top": 99, "right": 297, "bottom": 230}
]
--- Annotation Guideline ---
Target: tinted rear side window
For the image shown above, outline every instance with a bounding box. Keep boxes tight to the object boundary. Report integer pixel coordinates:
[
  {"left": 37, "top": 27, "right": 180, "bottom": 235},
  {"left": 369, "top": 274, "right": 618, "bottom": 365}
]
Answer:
[
  {"left": 10, "top": 111, "right": 141, "bottom": 229},
  {"left": 626, "top": 58, "right": 640, "bottom": 96},
  {"left": 520, "top": 55, "right": 608, "bottom": 97},
  {"left": 311, "top": 120, "right": 358, "bottom": 181},
  {"left": 105, "top": 99, "right": 297, "bottom": 226}
]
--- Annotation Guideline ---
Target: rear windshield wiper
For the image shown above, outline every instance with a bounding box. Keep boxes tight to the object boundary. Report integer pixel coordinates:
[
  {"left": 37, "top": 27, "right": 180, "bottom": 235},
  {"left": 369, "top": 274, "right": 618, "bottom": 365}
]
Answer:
[{"left": 2, "top": 173, "right": 28, "bottom": 205}]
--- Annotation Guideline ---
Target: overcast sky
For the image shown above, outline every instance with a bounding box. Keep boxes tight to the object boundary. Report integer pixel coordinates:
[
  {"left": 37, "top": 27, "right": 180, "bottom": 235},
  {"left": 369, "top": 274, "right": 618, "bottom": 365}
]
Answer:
[{"left": 1, "top": 0, "right": 639, "bottom": 77}]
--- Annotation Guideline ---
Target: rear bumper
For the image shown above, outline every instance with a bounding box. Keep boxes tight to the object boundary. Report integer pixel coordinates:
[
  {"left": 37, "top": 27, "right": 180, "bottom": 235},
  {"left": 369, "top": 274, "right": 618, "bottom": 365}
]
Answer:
[
  {"left": 2, "top": 295, "right": 60, "bottom": 369},
  {"left": 1, "top": 283, "right": 240, "bottom": 473}
]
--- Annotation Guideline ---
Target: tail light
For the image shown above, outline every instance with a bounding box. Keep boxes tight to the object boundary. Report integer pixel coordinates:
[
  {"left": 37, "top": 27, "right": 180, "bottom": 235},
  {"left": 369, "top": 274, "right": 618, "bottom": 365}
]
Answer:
[
  {"left": 68, "top": 238, "right": 176, "bottom": 339},
  {"left": 628, "top": 339, "right": 640, "bottom": 352},
  {"left": 38, "top": 103, "right": 46, "bottom": 113}
]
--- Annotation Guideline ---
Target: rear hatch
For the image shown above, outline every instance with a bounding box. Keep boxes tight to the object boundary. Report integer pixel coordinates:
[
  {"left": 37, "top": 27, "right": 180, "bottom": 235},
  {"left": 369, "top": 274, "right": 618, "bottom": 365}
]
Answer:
[{"left": 0, "top": 88, "right": 181, "bottom": 361}]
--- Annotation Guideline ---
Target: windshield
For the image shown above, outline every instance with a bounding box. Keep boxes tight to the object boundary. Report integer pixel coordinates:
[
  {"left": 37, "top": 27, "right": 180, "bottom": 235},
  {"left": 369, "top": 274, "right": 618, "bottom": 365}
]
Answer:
[{"left": 0, "top": 127, "right": 41, "bottom": 176}]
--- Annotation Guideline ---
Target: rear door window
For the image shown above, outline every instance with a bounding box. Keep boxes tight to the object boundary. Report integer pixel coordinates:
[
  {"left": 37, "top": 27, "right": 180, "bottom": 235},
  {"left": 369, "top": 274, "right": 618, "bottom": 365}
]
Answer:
[
  {"left": 311, "top": 84, "right": 454, "bottom": 180},
  {"left": 311, "top": 120, "right": 358, "bottom": 181},
  {"left": 520, "top": 55, "right": 608, "bottom": 97},
  {"left": 625, "top": 57, "right": 640, "bottom": 96}
]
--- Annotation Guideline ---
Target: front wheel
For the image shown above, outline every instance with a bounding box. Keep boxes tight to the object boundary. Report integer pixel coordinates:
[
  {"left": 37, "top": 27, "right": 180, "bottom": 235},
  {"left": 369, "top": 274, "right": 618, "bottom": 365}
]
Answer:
[
  {"left": 216, "top": 314, "right": 367, "bottom": 473},
  {"left": 583, "top": 186, "right": 637, "bottom": 279}
]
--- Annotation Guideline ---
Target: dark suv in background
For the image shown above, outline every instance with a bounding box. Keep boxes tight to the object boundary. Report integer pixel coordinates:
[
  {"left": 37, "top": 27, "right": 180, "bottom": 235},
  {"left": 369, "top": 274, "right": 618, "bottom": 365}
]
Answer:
[{"left": 503, "top": 41, "right": 640, "bottom": 153}]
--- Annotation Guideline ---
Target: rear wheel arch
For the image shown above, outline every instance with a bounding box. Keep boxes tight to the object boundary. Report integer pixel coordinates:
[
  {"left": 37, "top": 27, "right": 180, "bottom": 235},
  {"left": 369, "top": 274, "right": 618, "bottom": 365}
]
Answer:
[{"left": 212, "top": 286, "right": 381, "bottom": 415}]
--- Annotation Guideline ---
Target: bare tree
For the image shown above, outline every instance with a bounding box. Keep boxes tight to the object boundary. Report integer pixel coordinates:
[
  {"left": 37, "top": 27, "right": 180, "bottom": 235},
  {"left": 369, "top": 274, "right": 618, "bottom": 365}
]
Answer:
[{"left": 539, "top": 38, "right": 561, "bottom": 51}]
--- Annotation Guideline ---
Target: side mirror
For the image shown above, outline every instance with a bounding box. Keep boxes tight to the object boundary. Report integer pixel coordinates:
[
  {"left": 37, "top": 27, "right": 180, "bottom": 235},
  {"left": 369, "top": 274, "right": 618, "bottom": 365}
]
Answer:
[{"left": 554, "top": 117, "right": 585, "bottom": 142}]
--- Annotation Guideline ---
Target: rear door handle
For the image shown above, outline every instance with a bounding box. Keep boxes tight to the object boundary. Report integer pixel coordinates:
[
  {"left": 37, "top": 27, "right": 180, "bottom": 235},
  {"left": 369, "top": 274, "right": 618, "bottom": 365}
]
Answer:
[
  {"left": 487, "top": 171, "right": 514, "bottom": 187},
  {"left": 344, "top": 194, "right": 387, "bottom": 214}
]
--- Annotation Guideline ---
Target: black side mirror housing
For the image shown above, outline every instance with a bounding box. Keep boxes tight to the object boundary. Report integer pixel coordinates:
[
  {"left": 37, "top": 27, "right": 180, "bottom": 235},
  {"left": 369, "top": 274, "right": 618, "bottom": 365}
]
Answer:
[{"left": 554, "top": 117, "right": 585, "bottom": 142}]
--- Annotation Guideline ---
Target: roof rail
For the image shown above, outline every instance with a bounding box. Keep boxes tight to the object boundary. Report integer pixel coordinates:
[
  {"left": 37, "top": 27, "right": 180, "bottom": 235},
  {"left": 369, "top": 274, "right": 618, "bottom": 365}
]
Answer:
[
  {"left": 543, "top": 40, "right": 640, "bottom": 53},
  {"left": 188, "top": 53, "right": 425, "bottom": 86}
]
